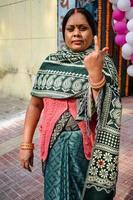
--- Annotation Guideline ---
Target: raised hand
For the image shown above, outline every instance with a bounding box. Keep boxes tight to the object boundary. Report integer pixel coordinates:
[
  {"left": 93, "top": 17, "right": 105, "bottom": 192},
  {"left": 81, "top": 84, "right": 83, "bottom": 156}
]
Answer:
[{"left": 84, "top": 35, "right": 109, "bottom": 82}]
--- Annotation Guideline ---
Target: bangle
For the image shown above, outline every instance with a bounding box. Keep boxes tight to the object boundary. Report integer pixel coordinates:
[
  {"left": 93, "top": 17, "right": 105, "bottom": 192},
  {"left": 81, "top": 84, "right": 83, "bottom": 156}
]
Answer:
[
  {"left": 20, "top": 143, "right": 34, "bottom": 150},
  {"left": 89, "top": 75, "right": 106, "bottom": 89}
]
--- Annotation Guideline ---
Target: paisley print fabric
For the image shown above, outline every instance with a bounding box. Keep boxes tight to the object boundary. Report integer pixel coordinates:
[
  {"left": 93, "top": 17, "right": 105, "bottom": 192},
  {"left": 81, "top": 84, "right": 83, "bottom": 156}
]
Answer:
[{"left": 31, "top": 46, "right": 122, "bottom": 196}]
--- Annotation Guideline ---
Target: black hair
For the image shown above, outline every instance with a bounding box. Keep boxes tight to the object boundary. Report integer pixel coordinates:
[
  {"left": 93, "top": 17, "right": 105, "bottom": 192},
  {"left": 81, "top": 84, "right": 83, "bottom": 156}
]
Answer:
[{"left": 62, "top": 8, "right": 97, "bottom": 40}]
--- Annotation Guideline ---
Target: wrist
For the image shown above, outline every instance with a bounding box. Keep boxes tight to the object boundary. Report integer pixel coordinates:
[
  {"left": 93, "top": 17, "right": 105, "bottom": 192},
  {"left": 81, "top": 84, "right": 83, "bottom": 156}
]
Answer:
[
  {"left": 89, "top": 74, "right": 106, "bottom": 90},
  {"left": 89, "top": 71, "right": 103, "bottom": 83},
  {"left": 20, "top": 143, "right": 34, "bottom": 150}
]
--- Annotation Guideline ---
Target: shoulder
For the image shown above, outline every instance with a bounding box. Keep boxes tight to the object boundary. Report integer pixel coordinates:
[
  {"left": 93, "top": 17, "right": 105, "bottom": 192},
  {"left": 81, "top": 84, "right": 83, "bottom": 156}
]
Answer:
[
  {"left": 104, "top": 55, "right": 115, "bottom": 67},
  {"left": 103, "top": 55, "right": 117, "bottom": 74},
  {"left": 39, "top": 50, "right": 60, "bottom": 70},
  {"left": 103, "top": 55, "right": 118, "bottom": 84},
  {"left": 45, "top": 50, "right": 63, "bottom": 62}
]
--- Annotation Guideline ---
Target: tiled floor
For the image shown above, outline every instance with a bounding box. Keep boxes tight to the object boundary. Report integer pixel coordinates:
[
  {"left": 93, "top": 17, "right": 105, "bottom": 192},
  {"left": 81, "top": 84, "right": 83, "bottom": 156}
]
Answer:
[
  {"left": 0, "top": 96, "right": 133, "bottom": 200},
  {"left": 114, "top": 97, "right": 133, "bottom": 200}
]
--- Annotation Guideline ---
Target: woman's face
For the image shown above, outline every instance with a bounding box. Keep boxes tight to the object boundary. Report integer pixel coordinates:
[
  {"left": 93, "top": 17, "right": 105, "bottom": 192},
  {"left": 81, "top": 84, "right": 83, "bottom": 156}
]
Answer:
[{"left": 64, "top": 12, "right": 93, "bottom": 52}]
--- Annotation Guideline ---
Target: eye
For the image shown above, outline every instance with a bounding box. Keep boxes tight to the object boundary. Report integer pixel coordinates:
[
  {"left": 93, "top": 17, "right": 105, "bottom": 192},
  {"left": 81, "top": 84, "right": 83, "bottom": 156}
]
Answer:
[
  {"left": 79, "top": 26, "right": 88, "bottom": 31},
  {"left": 66, "top": 27, "right": 74, "bottom": 32}
]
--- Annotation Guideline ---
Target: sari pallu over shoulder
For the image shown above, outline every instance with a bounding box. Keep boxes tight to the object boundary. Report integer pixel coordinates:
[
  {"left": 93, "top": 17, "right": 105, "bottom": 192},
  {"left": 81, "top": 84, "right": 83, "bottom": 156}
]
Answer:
[
  {"left": 83, "top": 56, "right": 122, "bottom": 196},
  {"left": 31, "top": 47, "right": 122, "bottom": 196}
]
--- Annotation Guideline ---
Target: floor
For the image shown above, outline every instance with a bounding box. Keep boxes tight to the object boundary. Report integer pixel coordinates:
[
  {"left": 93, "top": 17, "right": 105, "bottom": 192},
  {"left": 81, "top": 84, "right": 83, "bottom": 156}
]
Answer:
[{"left": 0, "top": 96, "right": 133, "bottom": 200}]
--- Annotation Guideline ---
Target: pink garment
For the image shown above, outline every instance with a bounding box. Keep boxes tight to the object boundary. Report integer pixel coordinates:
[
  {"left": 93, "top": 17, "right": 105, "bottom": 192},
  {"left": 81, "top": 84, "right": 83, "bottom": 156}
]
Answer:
[{"left": 39, "top": 97, "right": 96, "bottom": 161}]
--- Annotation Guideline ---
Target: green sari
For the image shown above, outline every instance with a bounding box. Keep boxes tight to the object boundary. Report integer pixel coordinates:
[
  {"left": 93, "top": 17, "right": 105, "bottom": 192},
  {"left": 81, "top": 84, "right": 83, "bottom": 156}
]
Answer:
[
  {"left": 43, "top": 130, "right": 114, "bottom": 200},
  {"left": 32, "top": 46, "right": 122, "bottom": 200},
  {"left": 43, "top": 130, "right": 89, "bottom": 200}
]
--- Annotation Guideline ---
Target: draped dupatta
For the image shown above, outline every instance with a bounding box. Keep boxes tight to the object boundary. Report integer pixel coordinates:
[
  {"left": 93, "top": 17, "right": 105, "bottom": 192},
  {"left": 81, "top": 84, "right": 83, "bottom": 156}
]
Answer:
[{"left": 31, "top": 46, "right": 122, "bottom": 194}]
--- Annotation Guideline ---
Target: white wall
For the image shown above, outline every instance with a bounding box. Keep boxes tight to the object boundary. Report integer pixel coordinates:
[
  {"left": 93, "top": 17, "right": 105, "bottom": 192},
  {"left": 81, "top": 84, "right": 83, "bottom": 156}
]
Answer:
[{"left": 0, "top": 0, "right": 57, "bottom": 99}]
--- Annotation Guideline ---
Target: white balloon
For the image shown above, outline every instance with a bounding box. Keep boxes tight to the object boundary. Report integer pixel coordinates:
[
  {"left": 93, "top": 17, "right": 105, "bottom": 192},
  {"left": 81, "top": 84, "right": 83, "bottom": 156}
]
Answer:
[
  {"left": 109, "top": 0, "right": 118, "bottom": 4},
  {"left": 112, "top": 4, "right": 117, "bottom": 10},
  {"left": 126, "top": 7, "right": 133, "bottom": 19},
  {"left": 127, "top": 19, "right": 133, "bottom": 31},
  {"left": 126, "top": 32, "right": 133, "bottom": 46},
  {"left": 122, "top": 43, "right": 133, "bottom": 56},
  {"left": 122, "top": 52, "right": 131, "bottom": 60},
  {"left": 127, "top": 65, "right": 133, "bottom": 77},
  {"left": 117, "top": 0, "right": 131, "bottom": 12}
]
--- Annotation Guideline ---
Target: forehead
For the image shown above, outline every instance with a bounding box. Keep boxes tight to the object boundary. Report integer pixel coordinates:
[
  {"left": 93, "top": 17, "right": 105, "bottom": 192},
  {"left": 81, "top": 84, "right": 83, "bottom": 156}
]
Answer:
[{"left": 66, "top": 12, "right": 89, "bottom": 26}]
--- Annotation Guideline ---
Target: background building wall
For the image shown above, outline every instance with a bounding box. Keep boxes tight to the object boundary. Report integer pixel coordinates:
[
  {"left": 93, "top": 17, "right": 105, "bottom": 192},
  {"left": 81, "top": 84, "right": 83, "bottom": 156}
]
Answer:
[{"left": 0, "top": 0, "right": 57, "bottom": 99}]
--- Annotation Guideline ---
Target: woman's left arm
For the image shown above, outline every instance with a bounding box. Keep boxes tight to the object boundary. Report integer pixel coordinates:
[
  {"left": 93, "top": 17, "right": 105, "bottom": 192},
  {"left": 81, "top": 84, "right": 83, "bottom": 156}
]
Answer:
[{"left": 84, "top": 36, "right": 109, "bottom": 103}]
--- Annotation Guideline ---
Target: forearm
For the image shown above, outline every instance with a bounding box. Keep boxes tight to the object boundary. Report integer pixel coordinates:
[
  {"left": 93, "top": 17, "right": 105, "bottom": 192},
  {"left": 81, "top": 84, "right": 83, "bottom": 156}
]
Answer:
[
  {"left": 89, "top": 73, "right": 103, "bottom": 103},
  {"left": 22, "top": 97, "right": 43, "bottom": 143},
  {"left": 84, "top": 36, "right": 108, "bottom": 104},
  {"left": 91, "top": 88, "right": 100, "bottom": 103}
]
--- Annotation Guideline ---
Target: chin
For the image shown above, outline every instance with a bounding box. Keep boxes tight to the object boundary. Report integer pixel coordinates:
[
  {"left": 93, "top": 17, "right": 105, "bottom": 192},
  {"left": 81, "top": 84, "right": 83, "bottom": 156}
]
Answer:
[{"left": 71, "top": 47, "right": 83, "bottom": 52}]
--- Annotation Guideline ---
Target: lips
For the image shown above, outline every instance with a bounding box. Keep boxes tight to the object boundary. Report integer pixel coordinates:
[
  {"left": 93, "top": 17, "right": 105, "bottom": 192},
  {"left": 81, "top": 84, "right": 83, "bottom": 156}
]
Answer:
[{"left": 72, "top": 40, "right": 82, "bottom": 44}]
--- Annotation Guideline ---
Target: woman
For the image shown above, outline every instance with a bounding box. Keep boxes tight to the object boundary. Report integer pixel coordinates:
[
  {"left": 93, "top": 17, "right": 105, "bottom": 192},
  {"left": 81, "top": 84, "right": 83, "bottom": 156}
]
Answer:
[{"left": 19, "top": 8, "right": 122, "bottom": 200}]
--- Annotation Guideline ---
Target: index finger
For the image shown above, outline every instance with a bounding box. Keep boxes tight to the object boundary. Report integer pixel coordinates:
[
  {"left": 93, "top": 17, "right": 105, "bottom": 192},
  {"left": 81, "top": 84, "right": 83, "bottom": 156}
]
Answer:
[{"left": 94, "top": 35, "right": 100, "bottom": 52}]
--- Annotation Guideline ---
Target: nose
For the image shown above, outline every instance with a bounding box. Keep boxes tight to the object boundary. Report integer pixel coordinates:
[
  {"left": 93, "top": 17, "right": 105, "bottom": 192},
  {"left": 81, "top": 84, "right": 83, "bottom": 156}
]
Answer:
[{"left": 73, "top": 27, "right": 81, "bottom": 37}]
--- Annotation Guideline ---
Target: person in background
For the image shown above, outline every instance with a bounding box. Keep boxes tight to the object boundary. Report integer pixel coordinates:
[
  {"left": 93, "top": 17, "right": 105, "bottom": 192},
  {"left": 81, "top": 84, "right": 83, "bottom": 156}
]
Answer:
[{"left": 19, "top": 8, "right": 122, "bottom": 200}]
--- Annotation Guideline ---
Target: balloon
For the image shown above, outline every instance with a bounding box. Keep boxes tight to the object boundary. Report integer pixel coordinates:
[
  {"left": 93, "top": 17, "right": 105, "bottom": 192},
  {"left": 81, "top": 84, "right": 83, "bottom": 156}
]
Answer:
[
  {"left": 114, "top": 21, "right": 127, "bottom": 34},
  {"left": 115, "top": 34, "right": 126, "bottom": 46},
  {"left": 112, "top": 4, "right": 117, "bottom": 10},
  {"left": 112, "top": 9, "right": 125, "bottom": 21},
  {"left": 127, "top": 19, "right": 133, "bottom": 31},
  {"left": 131, "top": 0, "right": 133, "bottom": 6},
  {"left": 117, "top": 0, "right": 131, "bottom": 12},
  {"left": 131, "top": 54, "right": 133, "bottom": 62},
  {"left": 122, "top": 52, "right": 131, "bottom": 60},
  {"left": 125, "top": 7, "right": 133, "bottom": 19},
  {"left": 127, "top": 65, "right": 133, "bottom": 77},
  {"left": 122, "top": 43, "right": 133, "bottom": 57},
  {"left": 126, "top": 32, "right": 133, "bottom": 46},
  {"left": 109, "top": 0, "right": 118, "bottom": 3},
  {"left": 113, "top": 19, "right": 117, "bottom": 24}
]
